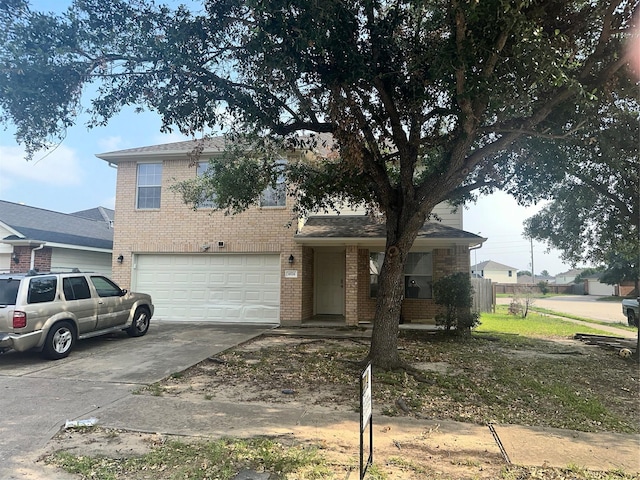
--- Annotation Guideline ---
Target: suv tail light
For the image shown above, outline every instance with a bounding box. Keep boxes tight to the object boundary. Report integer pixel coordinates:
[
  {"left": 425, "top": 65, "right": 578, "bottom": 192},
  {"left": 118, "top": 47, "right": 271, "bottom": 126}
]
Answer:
[{"left": 13, "top": 311, "right": 27, "bottom": 329}]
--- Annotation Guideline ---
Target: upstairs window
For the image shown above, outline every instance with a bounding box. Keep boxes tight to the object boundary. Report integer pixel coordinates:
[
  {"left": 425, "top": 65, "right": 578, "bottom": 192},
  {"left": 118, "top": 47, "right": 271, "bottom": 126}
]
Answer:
[
  {"left": 259, "top": 160, "right": 286, "bottom": 207},
  {"left": 196, "top": 162, "right": 218, "bottom": 208},
  {"left": 137, "top": 163, "right": 162, "bottom": 209}
]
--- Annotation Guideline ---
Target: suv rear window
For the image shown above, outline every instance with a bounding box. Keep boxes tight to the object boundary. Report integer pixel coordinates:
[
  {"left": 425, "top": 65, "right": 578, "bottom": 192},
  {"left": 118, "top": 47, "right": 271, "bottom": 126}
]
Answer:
[
  {"left": 0, "top": 278, "right": 20, "bottom": 305},
  {"left": 27, "top": 276, "right": 58, "bottom": 304}
]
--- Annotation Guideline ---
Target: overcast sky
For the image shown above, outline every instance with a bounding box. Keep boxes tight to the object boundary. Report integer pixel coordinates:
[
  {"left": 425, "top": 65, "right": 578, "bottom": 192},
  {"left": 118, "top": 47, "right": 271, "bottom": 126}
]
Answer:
[{"left": 0, "top": 0, "right": 581, "bottom": 277}]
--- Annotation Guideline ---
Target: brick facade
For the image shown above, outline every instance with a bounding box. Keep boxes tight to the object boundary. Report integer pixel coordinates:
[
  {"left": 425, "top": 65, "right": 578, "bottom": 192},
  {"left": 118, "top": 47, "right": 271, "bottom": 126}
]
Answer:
[
  {"left": 108, "top": 152, "right": 473, "bottom": 326},
  {"left": 356, "top": 246, "right": 470, "bottom": 324},
  {"left": 10, "top": 245, "right": 51, "bottom": 274}
]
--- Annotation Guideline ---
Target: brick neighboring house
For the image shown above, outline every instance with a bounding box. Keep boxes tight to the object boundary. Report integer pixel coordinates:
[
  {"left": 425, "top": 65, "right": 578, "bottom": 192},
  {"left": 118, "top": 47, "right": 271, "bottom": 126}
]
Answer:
[
  {"left": 97, "top": 139, "right": 484, "bottom": 326},
  {"left": 0, "top": 201, "right": 114, "bottom": 274}
]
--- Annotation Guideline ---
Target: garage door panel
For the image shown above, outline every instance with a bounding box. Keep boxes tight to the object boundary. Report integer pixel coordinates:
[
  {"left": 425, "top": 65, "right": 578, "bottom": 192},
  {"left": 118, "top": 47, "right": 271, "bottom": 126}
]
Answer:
[{"left": 134, "top": 254, "right": 280, "bottom": 324}]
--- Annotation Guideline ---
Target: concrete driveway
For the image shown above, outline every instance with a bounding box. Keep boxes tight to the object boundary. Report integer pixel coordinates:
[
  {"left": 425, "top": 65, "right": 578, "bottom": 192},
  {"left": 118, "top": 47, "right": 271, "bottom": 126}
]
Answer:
[
  {"left": 0, "top": 321, "right": 272, "bottom": 479},
  {"left": 498, "top": 295, "right": 627, "bottom": 325}
]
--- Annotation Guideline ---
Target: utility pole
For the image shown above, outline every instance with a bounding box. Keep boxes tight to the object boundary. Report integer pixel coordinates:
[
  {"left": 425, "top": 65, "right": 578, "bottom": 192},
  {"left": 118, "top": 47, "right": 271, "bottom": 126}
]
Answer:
[{"left": 530, "top": 237, "right": 535, "bottom": 283}]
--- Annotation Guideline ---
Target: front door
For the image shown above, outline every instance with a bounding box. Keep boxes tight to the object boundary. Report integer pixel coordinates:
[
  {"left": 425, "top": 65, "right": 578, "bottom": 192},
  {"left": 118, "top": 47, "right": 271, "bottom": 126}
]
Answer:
[{"left": 315, "top": 252, "right": 345, "bottom": 315}]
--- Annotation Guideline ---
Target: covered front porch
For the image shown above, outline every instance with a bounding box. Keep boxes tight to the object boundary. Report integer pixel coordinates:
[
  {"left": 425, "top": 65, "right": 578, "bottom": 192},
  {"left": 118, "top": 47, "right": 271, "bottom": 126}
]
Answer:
[{"left": 294, "top": 216, "right": 485, "bottom": 327}]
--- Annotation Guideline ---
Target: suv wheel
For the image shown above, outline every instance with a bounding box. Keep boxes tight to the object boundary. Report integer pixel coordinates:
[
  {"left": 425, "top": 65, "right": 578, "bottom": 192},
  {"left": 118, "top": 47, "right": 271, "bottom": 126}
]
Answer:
[
  {"left": 126, "top": 307, "right": 151, "bottom": 337},
  {"left": 628, "top": 310, "right": 638, "bottom": 328},
  {"left": 42, "top": 321, "right": 75, "bottom": 360}
]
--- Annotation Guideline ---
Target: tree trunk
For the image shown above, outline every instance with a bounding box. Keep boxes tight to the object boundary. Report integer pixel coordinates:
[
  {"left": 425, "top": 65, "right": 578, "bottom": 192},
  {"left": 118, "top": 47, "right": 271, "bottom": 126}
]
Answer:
[
  {"left": 367, "top": 208, "right": 429, "bottom": 369},
  {"left": 368, "top": 247, "right": 406, "bottom": 369}
]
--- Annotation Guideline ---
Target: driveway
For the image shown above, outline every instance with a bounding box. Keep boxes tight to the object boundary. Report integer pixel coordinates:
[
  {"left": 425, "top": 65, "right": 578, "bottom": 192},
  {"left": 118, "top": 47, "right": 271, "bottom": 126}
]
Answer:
[
  {"left": 498, "top": 295, "right": 626, "bottom": 324},
  {"left": 0, "top": 322, "right": 272, "bottom": 479}
]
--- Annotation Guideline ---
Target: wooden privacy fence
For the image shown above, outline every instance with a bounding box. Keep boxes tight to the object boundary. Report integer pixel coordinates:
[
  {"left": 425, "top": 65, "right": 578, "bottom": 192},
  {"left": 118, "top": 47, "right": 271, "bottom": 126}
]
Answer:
[
  {"left": 471, "top": 278, "right": 494, "bottom": 313},
  {"left": 493, "top": 283, "right": 578, "bottom": 295}
]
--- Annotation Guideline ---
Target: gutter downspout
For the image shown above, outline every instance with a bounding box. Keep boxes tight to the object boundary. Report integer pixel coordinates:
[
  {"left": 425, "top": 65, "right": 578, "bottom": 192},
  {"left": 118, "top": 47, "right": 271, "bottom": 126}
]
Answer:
[{"left": 30, "top": 244, "right": 45, "bottom": 271}]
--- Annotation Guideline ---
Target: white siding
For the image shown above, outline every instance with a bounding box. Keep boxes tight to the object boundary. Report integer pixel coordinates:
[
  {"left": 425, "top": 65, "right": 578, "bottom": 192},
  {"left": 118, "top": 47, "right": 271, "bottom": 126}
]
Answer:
[
  {"left": 480, "top": 269, "right": 517, "bottom": 284},
  {"left": 312, "top": 201, "right": 463, "bottom": 229},
  {"left": 0, "top": 225, "right": 14, "bottom": 272},
  {"left": 0, "top": 253, "right": 9, "bottom": 273},
  {"left": 51, "top": 248, "right": 112, "bottom": 276},
  {"left": 431, "top": 202, "right": 462, "bottom": 230}
]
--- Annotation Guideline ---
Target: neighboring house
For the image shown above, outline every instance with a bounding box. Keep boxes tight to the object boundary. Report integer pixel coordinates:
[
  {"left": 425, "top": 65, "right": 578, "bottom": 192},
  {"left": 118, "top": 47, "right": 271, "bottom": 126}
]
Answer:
[
  {"left": 73, "top": 206, "right": 115, "bottom": 225},
  {"left": 0, "top": 201, "right": 114, "bottom": 275},
  {"left": 471, "top": 260, "right": 518, "bottom": 284},
  {"left": 583, "top": 274, "right": 616, "bottom": 296},
  {"left": 97, "top": 138, "right": 485, "bottom": 326},
  {"left": 555, "top": 269, "right": 584, "bottom": 285}
]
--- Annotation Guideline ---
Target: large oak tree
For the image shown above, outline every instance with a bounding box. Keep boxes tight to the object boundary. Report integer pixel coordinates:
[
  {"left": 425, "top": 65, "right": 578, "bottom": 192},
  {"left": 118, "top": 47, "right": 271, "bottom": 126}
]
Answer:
[{"left": 0, "top": 0, "right": 637, "bottom": 368}]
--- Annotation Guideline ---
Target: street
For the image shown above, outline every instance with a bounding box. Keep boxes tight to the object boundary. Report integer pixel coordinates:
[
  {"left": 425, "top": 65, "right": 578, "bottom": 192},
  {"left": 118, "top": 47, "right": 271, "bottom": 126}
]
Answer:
[{"left": 497, "top": 295, "right": 627, "bottom": 325}]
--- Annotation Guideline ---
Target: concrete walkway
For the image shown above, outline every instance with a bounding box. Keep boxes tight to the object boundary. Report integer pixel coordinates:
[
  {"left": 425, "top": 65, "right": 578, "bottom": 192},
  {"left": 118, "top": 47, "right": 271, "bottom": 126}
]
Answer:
[
  {"left": 13, "top": 324, "right": 640, "bottom": 478},
  {"left": 44, "top": 395, "right": 640, "bottom": 475}
]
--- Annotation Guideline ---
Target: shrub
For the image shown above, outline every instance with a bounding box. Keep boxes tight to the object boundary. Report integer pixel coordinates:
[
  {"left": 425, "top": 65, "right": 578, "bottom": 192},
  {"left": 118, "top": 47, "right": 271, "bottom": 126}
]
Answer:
[
  {"left": 432, "top": 272, "right": 480, "bottom": 334},
  {"left": 537, "top": 280, "right": 550, "bottom": 295}
]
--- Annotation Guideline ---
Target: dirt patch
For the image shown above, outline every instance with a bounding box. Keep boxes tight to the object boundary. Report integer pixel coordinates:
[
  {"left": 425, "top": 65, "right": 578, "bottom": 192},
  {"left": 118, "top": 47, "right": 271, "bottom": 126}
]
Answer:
[{"left": 37, "top": 332, "right": 639, "bottom": 479}]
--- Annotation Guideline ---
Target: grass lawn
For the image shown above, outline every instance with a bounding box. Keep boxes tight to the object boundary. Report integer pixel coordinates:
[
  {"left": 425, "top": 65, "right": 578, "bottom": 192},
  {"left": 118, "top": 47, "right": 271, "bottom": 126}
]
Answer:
[
  {"left": 46, "top": 310, "right": 639, "bottom": 480},
  {"left": 476, "top": 308, "right": 620, "bottom": 336}
]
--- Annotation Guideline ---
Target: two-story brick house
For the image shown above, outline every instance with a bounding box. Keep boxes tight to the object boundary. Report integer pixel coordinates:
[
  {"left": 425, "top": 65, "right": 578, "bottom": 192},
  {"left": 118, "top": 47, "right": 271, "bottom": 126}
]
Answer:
[{"left": 97, "top": 138, "right": 484, "bottom": 327}]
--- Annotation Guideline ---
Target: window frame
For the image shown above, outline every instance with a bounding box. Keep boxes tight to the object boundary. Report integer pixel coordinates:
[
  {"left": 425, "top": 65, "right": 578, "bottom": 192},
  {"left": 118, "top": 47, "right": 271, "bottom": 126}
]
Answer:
[
  {"left": 195, "top": 161, "right": 218, "bottom": 209},
  {"left": 136, "top": 163, "right": 163, "bottom": 209},
  {"left": 27, "top": 276, "right": 58, "bottom": 304},
  {"left": 259, "top": 159, "right": 287, "bottom": 208},
  {"left": 90, "top": 276, "right": 123, "bottom": 298},
  {"left": 370, "top": 251, "right": 433, "bottom": 299},
  {"left": 63, "top": 276, "right": 92, "bottom": 301}
]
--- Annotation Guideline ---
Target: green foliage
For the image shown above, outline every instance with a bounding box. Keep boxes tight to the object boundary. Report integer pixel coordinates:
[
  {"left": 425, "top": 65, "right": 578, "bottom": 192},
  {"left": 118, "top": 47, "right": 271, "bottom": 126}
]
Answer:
[
  {"left": 432, "top": 272, "right": 480, "bottom": 333},
  {"left": 50, "top": 437, "right": 332, "bottom": 479},
  {"left": 0, "top": 0, "right": 635, "bottom": 366},
  {"left": 574, "top": 267, "right": 605, "bottom": 284},
  {"left": 478, "top": 306, "right": 617, "bottom": 337},
  {"left": 517, "top": 98, "right": 639, "bottom": 287},
  {"left": 537, "top": 280, "right": 550, "bottom": 295}
]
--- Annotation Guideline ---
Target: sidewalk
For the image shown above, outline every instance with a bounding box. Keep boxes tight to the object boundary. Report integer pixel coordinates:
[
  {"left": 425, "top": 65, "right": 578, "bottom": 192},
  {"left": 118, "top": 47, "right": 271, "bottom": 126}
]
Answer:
[
  {"left": 25, "top": 324, "right": 640, "bottom": 478},
  {"left": 70, "top": 395, "right": 640, "bottom": 474}
]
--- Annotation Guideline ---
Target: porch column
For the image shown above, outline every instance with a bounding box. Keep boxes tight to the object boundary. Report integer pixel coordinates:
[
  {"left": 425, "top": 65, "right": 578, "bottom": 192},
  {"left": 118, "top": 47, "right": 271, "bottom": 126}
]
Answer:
[{"left": 345, "top": 245, "right": 359, "bottom": 326}]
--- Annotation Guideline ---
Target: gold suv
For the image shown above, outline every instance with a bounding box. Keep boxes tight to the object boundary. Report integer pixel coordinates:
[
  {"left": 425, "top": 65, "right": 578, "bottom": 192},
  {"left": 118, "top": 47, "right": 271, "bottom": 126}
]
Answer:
[{"left": 0, "top": 271, "right": 154, "bottom": 359}]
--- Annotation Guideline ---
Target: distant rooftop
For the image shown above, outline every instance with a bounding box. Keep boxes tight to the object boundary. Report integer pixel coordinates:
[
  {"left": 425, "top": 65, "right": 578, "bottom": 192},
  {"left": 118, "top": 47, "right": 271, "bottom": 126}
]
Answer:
[
  {"left": 0, "top": 200, "right": 113, "bottom": 250},
  {"left": 471, "top": 260, "right": 518, "bottom": 271}
]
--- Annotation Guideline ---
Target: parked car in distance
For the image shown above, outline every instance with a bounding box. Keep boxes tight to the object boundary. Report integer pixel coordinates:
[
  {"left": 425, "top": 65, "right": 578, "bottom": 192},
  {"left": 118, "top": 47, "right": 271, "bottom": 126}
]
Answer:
[
  {"left": 622, "top": 297, "right": 639, "bottom": 328},
  {"left": 0, "top": 271, "right": 154, "bottom": 359}
]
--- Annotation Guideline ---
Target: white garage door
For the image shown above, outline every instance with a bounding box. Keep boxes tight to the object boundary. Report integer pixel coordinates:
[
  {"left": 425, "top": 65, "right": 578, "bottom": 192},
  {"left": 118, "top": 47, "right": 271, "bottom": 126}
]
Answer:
[
  {"left": 587, "top": 280, "right": 615, "bottom": 296},
  {"left": 134, "top": 254, "right": 280, "bottom": 323}
]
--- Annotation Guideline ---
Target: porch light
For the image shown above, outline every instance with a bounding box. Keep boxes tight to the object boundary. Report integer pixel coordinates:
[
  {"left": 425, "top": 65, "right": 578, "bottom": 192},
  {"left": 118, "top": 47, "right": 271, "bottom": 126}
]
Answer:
[
  {"left": 288, "top": 254, "right": 295, "bottom": 264},
  {"left": 117, "top": 254, "right": 124, "bottom": 264}
]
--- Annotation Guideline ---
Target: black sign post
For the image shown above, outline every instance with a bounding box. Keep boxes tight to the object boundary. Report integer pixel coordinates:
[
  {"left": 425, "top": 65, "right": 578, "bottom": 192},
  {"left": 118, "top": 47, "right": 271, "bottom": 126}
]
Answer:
[{"left": 360, "top": 361, "right": 373, "bottom": 479}]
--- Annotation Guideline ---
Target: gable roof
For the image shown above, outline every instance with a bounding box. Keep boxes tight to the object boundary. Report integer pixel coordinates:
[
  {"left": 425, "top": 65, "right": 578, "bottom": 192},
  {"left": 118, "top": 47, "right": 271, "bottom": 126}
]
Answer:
[
  {"left": 556, "top": 268, "right": 584, "bottom": 277},
  {"left": 72, "top": 206, "right": 115, "bottom": 223},
  {"left": 471, "top": 260, "right": 518, "bottom": 271},
  {"left": 0, "top": 200, "right": 113, "bottom": 251},
  {"left": 96, "top": 137, "right": 229, "bottom": 163},
  {"left": 96, "top": 134, "right": 337, "bottom": 164},
  {"left": 295, "top": 215, "right": 484, "bottom": 247}
]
